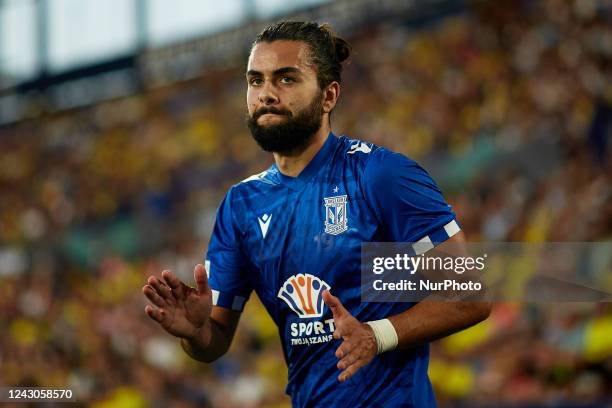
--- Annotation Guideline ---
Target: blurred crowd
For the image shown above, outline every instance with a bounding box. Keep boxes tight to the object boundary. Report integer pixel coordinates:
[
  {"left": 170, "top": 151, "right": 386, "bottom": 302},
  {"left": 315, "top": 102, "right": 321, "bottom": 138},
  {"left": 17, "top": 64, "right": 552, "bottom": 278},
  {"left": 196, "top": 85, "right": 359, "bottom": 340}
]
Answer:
[{"left": 0, "top": 0, "right": 611, "bottom": 407}]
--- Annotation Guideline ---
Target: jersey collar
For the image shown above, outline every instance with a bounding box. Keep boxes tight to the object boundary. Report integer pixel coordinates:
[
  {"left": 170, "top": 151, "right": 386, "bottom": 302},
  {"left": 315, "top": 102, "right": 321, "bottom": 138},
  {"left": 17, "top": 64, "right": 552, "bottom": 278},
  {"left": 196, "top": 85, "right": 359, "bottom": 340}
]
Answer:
[{"left": 274, "top": 131, "right": 338, "bottom": 190}]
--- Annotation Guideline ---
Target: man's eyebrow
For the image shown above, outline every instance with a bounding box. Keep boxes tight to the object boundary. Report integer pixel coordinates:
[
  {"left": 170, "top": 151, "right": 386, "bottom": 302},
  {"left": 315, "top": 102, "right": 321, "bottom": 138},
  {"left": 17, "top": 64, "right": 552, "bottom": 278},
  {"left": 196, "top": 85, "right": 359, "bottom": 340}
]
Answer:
[{"left": 246, "top": 67, "right": 302, "bottom": 76}]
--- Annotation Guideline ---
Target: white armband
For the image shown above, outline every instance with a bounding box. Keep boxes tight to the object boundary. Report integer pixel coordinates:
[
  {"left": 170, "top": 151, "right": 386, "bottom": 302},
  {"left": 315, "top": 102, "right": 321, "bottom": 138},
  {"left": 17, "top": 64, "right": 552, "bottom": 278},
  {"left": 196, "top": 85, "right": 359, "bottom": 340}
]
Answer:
[{"left": 365, "top": 318, "right": 398, "bottom": 354}]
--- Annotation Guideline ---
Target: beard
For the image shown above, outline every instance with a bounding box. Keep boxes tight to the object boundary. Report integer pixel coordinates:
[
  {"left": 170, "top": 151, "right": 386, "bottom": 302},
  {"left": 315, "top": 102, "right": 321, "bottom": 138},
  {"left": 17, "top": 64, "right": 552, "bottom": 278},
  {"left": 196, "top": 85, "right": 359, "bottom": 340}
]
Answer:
[{"left": 246, "top": 91, "right": 323, "bottom": 155}]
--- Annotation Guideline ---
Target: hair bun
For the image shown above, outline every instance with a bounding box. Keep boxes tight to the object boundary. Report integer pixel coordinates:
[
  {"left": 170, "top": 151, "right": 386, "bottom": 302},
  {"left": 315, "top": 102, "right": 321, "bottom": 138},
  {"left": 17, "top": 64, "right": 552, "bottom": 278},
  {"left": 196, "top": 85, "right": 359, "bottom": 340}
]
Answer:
[
  {"left": 256, "top": 21, "right": 351, "bottom": 86},
  {"left": 334, "top": 37, "right": 351, "bottom": 63}
]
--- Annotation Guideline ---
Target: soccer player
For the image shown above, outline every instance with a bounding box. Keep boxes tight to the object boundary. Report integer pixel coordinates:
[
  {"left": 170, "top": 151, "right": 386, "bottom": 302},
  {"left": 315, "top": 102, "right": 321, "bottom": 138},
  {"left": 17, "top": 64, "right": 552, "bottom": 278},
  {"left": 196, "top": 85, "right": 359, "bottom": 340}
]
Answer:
[{"left": 143, "top": 21, "right": 491, "bottom": 407}]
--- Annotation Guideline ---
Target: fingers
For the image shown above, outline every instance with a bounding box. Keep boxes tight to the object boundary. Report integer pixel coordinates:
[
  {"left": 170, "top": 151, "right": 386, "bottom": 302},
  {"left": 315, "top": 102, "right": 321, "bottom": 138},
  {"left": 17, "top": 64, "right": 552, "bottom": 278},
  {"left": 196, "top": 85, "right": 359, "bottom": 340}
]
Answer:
[
  {"left": 322, "top": 290, "right": 348, "bottom": 320},
  {"left": 323, "top": 290, "right": 350, "bottom": 339},
  {"left": 142, "top": 285, "right": 166, "bottom": 308},
  {"left": 338, "top": 361, "right": 364, "bottom": 383},
  {"left": 332, "top": 324, "right": 343, "bottom": 340},
  {"left": 193, "top": 264, "right": 210, "bottom": 295},
  {"left": 148, "top": 276, "right": 173, "bottom": 301},
  {"left": 335, "top": 339, "right": 359, "bottom": 370},
  {"left": 143, "top": 278, "right": 170, "bottom": 324},
  {"left": 335, "top": 341, "right": 350, "bottom": 359},
  {"left": 162, "top": 270, "right": 185, "bottom": 298},
  {"left": 331, "top": 322, "right": 377, "bottom": 382},
  {"left": 337, "top": 348, "right": 360, "bottom": 370},
  {"left": 145, "top": 304, "right": 164, "bottom": 323}
]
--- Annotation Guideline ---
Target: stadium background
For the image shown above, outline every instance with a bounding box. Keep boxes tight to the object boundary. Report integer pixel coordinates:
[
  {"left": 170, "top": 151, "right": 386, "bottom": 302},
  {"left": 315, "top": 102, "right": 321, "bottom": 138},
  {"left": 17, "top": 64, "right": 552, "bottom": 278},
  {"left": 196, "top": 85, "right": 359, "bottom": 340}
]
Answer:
[{"left": 0, "top": 0, "right": 611, "bottom": 406}]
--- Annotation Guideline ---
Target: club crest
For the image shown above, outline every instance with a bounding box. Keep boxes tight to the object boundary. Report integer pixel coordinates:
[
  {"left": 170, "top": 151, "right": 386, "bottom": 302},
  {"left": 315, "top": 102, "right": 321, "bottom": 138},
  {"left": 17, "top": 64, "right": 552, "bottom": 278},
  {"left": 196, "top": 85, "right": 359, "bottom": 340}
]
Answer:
[{"left": 324, "top": 194, "right": 348, "bottom": 235}]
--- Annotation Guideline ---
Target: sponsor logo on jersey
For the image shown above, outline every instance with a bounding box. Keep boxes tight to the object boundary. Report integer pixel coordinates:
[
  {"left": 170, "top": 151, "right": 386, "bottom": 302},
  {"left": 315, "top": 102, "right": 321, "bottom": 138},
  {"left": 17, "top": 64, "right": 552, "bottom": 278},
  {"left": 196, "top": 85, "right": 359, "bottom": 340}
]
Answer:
[
  {"left": 324, "top": 195, "right": 348, "bottom": 235},
  {"left": 347, "top": 141, "right": 372, "bottom": 154},
  {"left": 278, "top": 274, "right": 336, "bottom": 346},
  {"left": 278, "top": 273, "right": 330, "bottom": 318}
]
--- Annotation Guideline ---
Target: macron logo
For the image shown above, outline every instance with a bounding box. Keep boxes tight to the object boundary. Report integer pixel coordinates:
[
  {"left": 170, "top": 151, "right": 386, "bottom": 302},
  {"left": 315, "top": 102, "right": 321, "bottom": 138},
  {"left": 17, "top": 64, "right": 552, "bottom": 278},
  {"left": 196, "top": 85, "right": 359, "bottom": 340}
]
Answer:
[
  {"left": 258, "top": 213, "right": 272, "bottom": 239},
  {"left": 347, "top": 141, "right": 372, "bottom": 155}
]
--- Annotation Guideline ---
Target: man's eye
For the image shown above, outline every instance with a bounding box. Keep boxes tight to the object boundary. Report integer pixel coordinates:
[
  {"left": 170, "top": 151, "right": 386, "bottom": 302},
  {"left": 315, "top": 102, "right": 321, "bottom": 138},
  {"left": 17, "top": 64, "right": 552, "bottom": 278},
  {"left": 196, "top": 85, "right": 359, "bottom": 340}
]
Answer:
[
  {"left": 249, "top": 78, "right": 263, "bottom": 86},
  {"left": 280, "top": 77, "right": 295, "bottom": 84}
]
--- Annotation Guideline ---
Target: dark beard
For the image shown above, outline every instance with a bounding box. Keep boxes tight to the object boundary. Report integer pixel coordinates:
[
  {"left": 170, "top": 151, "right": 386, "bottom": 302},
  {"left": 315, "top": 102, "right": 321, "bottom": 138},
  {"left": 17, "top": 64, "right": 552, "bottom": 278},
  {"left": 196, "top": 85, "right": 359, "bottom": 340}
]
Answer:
[{"left": 246, "top": 91, "right": 323, "bottom": 155}]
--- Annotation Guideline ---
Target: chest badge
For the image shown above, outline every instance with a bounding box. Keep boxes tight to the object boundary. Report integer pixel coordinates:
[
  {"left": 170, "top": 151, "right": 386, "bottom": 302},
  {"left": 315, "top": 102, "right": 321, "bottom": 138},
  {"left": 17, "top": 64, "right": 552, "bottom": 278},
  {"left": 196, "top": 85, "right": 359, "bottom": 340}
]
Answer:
[{"left": 324, "top": 194, "right": 348, "bottom": 235}]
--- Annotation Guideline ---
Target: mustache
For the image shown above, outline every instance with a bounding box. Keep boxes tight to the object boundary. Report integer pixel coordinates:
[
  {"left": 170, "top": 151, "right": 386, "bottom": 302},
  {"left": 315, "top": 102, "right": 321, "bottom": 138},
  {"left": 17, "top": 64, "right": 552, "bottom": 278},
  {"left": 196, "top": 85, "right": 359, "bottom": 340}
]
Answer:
[{"left": 252, "top": 107, "right": 292, "bottom": 120}]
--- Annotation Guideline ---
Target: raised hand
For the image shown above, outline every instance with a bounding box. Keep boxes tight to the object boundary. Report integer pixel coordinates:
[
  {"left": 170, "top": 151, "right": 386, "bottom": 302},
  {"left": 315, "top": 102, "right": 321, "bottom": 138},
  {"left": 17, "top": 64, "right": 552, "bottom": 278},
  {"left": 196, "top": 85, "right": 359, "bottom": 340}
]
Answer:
[
  {"left": 322, "top": 290, "right": 377, "bottom": 382},
  {"left": 142, "top": 264, "right": 213, "bottom": 345}
]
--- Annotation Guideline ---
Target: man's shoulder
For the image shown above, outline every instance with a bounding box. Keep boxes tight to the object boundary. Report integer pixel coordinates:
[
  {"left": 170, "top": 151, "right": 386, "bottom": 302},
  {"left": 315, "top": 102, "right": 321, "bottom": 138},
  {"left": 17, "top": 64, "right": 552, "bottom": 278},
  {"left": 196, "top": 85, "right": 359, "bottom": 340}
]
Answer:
[
  {"left": 336, "top": 136, "right": 429, "bottom": 195},
  {"left": 337, "top": 135, "right": 377, "bottom": 157},
  {"left": 219, "top": 165, "right": 280, "bottom": 210},
  {"left": 335, "top": 135, "right": 409, "bottom": 172},
  {"left": 239, "top": 166, "right": 278, "bottom": 185},
  {"left": 335, "top": 135, "right": 381, "bottom": 170},
  {"left": 233, "top": 165, "right": 279, "bottom": 190}
]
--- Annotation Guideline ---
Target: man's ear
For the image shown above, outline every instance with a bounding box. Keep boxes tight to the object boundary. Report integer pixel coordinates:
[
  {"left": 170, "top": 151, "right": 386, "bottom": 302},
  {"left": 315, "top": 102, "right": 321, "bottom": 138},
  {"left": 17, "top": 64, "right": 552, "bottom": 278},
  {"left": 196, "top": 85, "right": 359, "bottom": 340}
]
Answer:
[{"left": 322, "top": 81, "right": 340, "bottom": 114}]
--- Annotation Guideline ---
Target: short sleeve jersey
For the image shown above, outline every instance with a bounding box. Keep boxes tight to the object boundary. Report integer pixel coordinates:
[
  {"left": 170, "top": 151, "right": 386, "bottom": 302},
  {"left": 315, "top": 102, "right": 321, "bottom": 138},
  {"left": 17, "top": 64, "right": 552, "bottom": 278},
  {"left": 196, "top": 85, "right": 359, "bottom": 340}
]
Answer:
[{"left": 206, "top": 132, "right": 460, "bottom": 407}]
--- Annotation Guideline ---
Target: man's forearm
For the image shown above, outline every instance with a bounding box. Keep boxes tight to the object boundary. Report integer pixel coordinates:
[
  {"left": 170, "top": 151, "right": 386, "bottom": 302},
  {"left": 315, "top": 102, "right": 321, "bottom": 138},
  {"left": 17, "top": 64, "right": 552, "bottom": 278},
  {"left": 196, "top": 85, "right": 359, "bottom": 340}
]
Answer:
[
  {"left": 388, "top": 301, "right": 491, "bottom": 349},
  {"left": 180, "top": 318, "right": 233, "bottom": 363}
]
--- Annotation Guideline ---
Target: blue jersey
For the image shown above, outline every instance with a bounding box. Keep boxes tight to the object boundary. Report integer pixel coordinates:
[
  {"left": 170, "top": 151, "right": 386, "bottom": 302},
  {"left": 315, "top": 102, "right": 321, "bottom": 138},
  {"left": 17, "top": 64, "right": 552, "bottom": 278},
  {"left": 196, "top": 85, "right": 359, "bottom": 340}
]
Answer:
[{"left": 206, "top": 132, "right": 460, "bottom": 407}]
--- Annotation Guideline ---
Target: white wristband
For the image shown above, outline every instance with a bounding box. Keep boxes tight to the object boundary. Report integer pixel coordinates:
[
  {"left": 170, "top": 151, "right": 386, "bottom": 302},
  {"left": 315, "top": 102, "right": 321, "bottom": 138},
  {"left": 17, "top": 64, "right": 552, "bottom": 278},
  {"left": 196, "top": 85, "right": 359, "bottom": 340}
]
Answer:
[{"left": 365, "top": 319, "right": 398, "bottom": 354}]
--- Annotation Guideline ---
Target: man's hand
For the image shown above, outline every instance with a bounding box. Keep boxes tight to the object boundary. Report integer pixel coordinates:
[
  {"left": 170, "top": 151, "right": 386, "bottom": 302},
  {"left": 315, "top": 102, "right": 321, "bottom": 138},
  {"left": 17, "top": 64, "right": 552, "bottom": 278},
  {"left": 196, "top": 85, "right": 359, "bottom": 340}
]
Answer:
[
  {"left": 142, "top": 264, "right": 213, "bottom": 347},
  {"left": 322, "top": 290, "right": 377, "bottom": 382}
]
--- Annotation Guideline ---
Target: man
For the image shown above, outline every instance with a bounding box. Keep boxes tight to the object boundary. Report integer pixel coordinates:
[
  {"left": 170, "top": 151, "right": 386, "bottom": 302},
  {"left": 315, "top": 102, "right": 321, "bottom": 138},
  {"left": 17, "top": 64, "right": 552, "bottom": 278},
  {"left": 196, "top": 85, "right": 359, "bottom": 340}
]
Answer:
[{"left": 143, "top": 21, "right": 491, "bottom": 407}]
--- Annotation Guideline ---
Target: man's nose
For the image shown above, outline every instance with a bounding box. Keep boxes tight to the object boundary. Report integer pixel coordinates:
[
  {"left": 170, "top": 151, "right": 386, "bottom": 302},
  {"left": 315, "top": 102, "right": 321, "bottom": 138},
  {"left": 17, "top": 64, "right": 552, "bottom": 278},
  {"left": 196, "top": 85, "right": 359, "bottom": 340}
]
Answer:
[{"left": 259, "top": 82, "right": 279, "bottom": 105}]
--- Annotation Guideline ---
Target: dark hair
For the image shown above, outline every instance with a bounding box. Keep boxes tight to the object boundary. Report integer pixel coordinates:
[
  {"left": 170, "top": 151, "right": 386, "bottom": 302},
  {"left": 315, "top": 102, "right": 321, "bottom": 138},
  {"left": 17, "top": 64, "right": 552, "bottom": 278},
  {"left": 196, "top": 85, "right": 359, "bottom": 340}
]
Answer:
[{"left": 252, "top": 21, "right": 351, "bottom": 89}]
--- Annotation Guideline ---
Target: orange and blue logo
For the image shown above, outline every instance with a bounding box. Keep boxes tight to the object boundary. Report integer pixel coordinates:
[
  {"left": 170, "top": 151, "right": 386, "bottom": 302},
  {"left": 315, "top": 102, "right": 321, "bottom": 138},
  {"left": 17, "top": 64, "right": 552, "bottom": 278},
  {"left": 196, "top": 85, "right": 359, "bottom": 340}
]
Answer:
[{"left": 278, "top": 274, "right": 330, "bottom": 318}]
